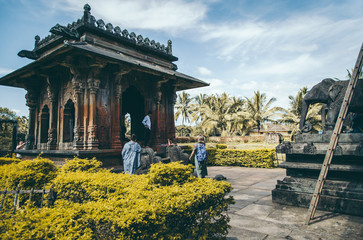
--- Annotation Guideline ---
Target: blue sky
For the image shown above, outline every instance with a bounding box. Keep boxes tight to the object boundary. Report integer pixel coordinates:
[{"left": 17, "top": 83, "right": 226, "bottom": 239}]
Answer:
[{"left": 1, "top": 0, "right": 363, "bottom": 118}]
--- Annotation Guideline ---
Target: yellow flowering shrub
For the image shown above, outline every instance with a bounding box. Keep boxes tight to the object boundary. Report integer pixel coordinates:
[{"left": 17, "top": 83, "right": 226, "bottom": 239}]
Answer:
[
  {"left": 148, "top": 161, "right": 193, "bottom": 186},
  {"left": 0, "top": 155, "right": 21, "bottom": 165},
  {"left": 1, "top": 162, "right": 234, "bottom": 239},
  {"left": 184, "top": 148, "right": 275, "bottom": 168},
  {"left": 0, "top": 156, "right": 57, "bottom": 190},
  {"left": 216, "top": 144, "right": 227, "bottom": 149},
  {"left": 0, "top": 156, "right": 58, "bottom": 211},
  {"left": 61, "top": 157, "right": 104, "bottom": 173}
]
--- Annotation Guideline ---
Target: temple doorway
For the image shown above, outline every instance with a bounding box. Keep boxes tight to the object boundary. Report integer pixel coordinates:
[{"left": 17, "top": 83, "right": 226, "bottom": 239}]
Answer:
[{"left": 122, "top": 86, "right": 145, "bottom": 142}]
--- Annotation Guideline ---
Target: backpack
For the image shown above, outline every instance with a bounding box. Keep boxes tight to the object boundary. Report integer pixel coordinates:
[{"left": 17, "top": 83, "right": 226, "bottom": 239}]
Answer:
[{"left": 196, "top": 143, "right": 207, "bottom": 162}]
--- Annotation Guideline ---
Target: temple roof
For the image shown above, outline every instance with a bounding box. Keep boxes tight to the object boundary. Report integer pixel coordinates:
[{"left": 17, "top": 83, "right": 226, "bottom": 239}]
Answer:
[{"left": 0, "top": 4, "right": 209, "bottom": 91}]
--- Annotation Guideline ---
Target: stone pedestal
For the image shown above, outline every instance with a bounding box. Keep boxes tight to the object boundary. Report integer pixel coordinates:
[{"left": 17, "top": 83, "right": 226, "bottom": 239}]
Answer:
[{"left": 272, "top": 132, "right": 363, "bottom": 216}]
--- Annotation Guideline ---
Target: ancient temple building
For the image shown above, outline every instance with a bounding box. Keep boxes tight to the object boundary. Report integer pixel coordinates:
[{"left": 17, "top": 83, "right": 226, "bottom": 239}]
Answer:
[{"left": 0, "top": 4, "right": 208, "bottom": 165}]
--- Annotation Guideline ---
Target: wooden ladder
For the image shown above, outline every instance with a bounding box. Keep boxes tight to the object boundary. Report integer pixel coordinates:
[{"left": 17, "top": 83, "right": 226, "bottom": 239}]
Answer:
[{"left": 305, "top": 42, "right": 363, "bottom": 225}]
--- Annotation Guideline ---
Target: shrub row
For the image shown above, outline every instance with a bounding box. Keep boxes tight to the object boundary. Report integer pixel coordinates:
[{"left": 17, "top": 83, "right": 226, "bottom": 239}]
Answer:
[
  {"left": 0, "top": 159, "right": 233, "bottom": 239},
  {"left": 185, "top": 148, "right": 276, "bottom": 168},
  {"left": 0, "top": 155, "right": 21, "bottom": 165}
]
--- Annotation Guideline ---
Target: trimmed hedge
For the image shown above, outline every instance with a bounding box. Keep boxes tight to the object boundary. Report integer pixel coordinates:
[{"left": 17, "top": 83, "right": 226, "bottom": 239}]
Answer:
[
  {"left": 0, "top": 156, "right": 57, "bottom": 190},
  {"left": 61, "top": 157, "right": 104, "bottom": 173},
  {"left": 1, "top": 161, "right": 234, "bottom": 239},
  {"left": 185, "top": 148, "right": 276, "bottom": 168},
  {"left": 0, "top": 155, "right": 21, "bottom": 165}
]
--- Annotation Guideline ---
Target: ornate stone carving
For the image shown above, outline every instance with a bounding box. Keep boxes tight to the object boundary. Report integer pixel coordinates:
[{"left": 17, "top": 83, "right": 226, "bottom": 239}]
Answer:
[
  {"left": 96, "top": 19, "right": 105, "bottom": 29},
  {"left": 137, "top": 35, "right": 143, "bottom": 44},
  {"left": 49, "top": 24, "right": 80, "bottom": 40},
  {"left": 105, "top": 23, "right": 113, "bottom": 32},
  {"left": 303, "top": 142, "right": 317, "bottom": 155},
  {"left": 81, "top": 4, "right": 96, "bottom": 25},
  {"left": 129, "top": 32, "right": 136, "bottom": 41},
  {"left": 25, "top": 90, "right": 37, "bottom": 107},
  {"left": 276, "top": 141, "right": 292, "bottom": 154},
  {"left": 122, "top": 29, "right": 129, "bottom": 38},
  {"left": 114, "top": 26, "right": 121, "bottom": 36},
  {"left": 144, "top": 37, "right": 150, "bottom": 46},
  {"left": 167, "top": 40, "right": 173, "bottom": 54},
  {"left": 47, "top": 85, "right": 57, "bottom": 101},
  {"left": 87, "top": 78, "right": 100, "bottom": 93},
  {"left": 47, "top": 128, "right": 57, "bottom": 149}
]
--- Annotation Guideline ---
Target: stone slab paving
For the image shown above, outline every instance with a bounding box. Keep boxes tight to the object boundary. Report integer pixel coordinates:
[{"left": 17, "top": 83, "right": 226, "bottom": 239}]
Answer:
[{"left": 207, "top": 166, "right": 363, "bottom": 240}]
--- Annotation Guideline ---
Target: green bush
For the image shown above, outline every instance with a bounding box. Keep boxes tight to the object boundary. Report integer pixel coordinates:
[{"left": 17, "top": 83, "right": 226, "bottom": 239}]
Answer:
[
  {"left": 61, "top": 157, "right": 104, "bottom": 173},
  {"left": 216, "top": 144, "right": 227, "bottom": 149},
  {"left": 0, "top": 156, "right": 57, "bottom": 190},
  {"left": 184, "top": 148, "right": 275, "bottom": 168},
  {"left": 0, "top": 156, "right": 58, "bottom": 210},
  {"left": 0, "top": 155, "right": 21, "bottom": 165},
  {"left": 148, "top": 161, "right": 193, "bottom": 186},
  {"left": 2, "top": 162, "right": 233, "bottom": 239}
]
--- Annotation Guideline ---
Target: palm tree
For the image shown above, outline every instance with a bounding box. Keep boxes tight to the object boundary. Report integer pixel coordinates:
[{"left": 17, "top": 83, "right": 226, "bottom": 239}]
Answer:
[
  {"left": 244, "top": 91, "right": 280, "bottom": 132},
  {"left": 174, "top": 91, "right": 193, "bottom": 125},
  {"left": 198, "top": 93, "right": 248, "bottom": 136},
  {"left": 280, "top": 87, "right": 322, "bottom": 139},
  {"left": 190, "top": 93, "right": 208, "bottom": 124}
]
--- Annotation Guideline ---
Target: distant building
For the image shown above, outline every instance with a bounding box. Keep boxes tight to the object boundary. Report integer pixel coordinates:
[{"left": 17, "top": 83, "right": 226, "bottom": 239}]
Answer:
[
  {"left": 0, "top": 4, "right": 208, "bottom": 165},
  {"left": 249, "top": 123, "right": 292, "bottom": 142}
]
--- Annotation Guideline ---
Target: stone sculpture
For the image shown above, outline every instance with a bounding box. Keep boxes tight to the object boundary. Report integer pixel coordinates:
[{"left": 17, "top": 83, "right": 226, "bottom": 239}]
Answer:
[{"left": 300, "top": 78, "right": 363, "bottom": 132}]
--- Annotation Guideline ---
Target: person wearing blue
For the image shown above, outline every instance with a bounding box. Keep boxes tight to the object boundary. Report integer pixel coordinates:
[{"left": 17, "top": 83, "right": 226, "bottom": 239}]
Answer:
[
  {"left": 189, "top": 136, "right": 208, "bottom": 178},
  {"left": 142, "top": 111, "right": 152, "bottom": 147},
  {"left": 122, "top": 134, "right": 142, "bottom": 175}
]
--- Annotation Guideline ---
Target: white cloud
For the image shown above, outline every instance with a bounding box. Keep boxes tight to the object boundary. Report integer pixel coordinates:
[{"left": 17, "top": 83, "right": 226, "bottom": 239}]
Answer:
[
  {"left": 197, "top": 66, "right": 212, "bottom": 76},
  {"left": 47, "top": 0, "right": 207, "bottom": 34}
]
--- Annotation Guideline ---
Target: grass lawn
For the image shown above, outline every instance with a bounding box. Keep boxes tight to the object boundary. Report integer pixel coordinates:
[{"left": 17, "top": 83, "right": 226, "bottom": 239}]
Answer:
[{"left": 180, "top": 141, "right": 278, "bottom": 150}]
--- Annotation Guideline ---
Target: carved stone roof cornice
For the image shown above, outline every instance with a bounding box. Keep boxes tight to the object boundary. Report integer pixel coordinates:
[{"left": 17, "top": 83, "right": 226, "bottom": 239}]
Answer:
[{"left": 20, "top": 4, "right": 176, "bottom": 62}]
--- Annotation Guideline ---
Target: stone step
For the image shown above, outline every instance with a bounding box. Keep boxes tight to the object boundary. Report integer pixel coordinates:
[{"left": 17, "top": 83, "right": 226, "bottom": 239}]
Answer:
[{"left": 278, "top": 161, "right": 363, "bottom": 172}]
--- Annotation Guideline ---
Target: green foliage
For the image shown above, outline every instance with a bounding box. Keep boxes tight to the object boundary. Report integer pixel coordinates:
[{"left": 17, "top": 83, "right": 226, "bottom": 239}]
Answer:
[
  {"left": 0, "top": 156, "right": 58, "bottom": 211},
  {"left": 148, "top": 162, "right": 193, "bottom": 186},
  {"left": 216, "top": 144, "right": 227, "bottom": 149},
  {"left": 0, "top": 107, "right": 28, "bottom": 150},
  {"left": 0, "top": 156, "right": 57, "bottom": 190},
  {"left": 184, "top": 148, "right": 275, "bottom": 168},
  {"left": 1, "top": 162, "right": 233, "bottom": 239},
  {"left": 0, "top": 155, "right": 21, "bottom": 165},
  {"left": 61, "top": 157, "right": 104, "bottom": 173}
]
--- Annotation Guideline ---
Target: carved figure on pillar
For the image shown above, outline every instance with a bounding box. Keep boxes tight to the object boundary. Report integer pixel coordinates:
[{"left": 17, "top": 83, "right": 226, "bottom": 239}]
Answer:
[
  {"left": 111, "top": 79, "right": 122, "bottom": 148},
  {"left": 72, "top": 76, "right": 84, "bottom": 149},
  {"left": 46, "top": 84, "right": 58, "bottom": 150},
  {"left": 87, "top": 72, "right": 100, "bottom": 149},
  {"left": 25, "top": 89, "right": 37, "bottom": 150}
]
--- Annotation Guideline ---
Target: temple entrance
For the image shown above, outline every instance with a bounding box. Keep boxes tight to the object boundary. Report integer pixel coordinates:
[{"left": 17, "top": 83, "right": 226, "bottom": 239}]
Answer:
[
  {"left": 63, "top": 100, "right": 75, "bottom": 143},
  {"left": 40, "top": 105, "right": 49, "bottom": 143},
  {"left": 122, "top": 86, "right": 145, "bottom": 142}
]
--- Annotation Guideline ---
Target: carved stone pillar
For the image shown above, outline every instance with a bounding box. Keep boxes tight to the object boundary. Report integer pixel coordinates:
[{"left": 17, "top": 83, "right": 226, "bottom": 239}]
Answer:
[
  {"left": 72, "top": 77, "right": 84, "bottom": 149},
  {"left": 154, "top": 78, "right": 168, "bottom": 146},
  {"left": 167, "top": 86, "right": 177, "bottom": 139},
  {"left": 87, "top": 72, "right": 100, "bottom": 149},
  {"left": 25, "top": 90, "right": 37, "bottom": 150},
  {"left": 47, "top": 85, "right": 57, "bottom": 150},
  {"left": 111, "top": 79, "right": 122, "bottom": 148}
]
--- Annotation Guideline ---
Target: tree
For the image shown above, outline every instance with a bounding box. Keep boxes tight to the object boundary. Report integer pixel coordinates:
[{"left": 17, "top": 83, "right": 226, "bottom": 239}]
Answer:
[
  {"left": 0, "top": 107, "right": 29, "bottom": 150},
  {"left": 244, "top": 91, "right": 280, "bottom": 132},
  {"left": 198, "top": 93, "right": 248, "bottom": 136},
  {"left": 190, "top": 93, "right": 208, "bottom": 124},
  {"left": 280, "top": 88, "right": 322, "bottom": 139},
  {"left": 174, "top": 92, "right": 193, "bottom": 125}
]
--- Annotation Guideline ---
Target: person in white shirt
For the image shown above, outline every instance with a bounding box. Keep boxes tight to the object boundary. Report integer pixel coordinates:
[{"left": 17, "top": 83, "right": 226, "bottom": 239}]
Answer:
[{"left": 142, "top": 111, "right": 152, "bottom": 147}]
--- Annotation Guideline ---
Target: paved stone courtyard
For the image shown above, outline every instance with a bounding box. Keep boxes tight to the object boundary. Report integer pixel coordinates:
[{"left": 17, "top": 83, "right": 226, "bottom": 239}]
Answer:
[{"left": 207, "top": 166, "right": 363, "bottom": 240}]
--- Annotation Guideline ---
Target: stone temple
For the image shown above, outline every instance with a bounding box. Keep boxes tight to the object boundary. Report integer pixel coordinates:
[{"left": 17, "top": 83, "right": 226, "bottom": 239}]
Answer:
[{"left": 0, "top": 4, "right": 208, "bottom": 166}]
